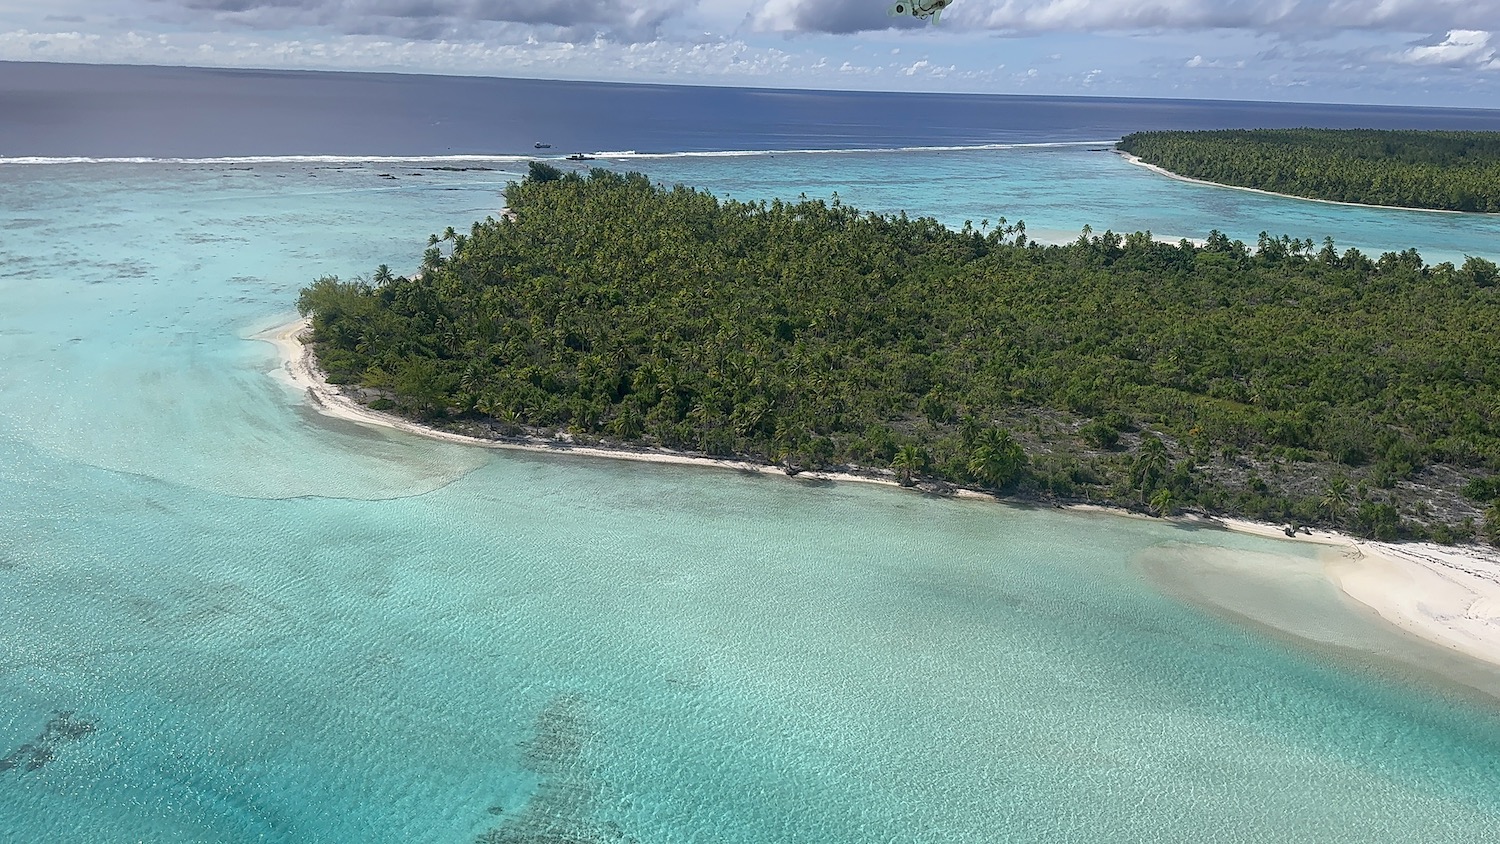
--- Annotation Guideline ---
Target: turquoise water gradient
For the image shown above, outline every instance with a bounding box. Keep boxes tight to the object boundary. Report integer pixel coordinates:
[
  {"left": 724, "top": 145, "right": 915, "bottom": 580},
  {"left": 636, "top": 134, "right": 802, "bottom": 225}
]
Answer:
[
  {"left": 614, "top": 146, "right": 1500, "bottom": 263},
  {"left": 4, "top": 152, "right": 1500, "bottom": 842}
]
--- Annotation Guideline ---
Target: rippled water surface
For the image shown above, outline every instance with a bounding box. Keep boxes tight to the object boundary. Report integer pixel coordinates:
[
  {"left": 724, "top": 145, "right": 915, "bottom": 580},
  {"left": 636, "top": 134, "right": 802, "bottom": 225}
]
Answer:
[{"left": 4, "top": 153, "right": 1500, "bottom": 842}]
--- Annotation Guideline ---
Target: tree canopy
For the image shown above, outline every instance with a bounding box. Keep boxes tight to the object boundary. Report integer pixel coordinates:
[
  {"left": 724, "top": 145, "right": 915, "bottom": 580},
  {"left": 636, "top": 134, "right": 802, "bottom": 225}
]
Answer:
[
  {"left": 1118, "top": 129, "right": 1500, "bottom": 212},
  {"left": 299, "top": 166, "right": 1500, "bottom": 543}
]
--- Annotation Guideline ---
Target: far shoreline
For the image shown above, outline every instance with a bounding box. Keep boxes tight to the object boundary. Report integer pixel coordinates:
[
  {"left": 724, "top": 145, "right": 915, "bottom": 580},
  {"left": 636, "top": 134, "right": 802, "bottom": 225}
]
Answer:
[
  {"left": 256, "top": 316, "right": 1500, "bottom": 676},
  {"left": 1117, "top": 150, "right": 1481, "bottom": 216}
]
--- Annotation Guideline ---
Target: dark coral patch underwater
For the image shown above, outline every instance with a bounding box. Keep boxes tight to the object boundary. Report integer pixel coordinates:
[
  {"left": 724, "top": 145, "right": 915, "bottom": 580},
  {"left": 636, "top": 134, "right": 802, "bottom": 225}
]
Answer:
[{"left": 0, "top": 711, "right": 97, "bottom": 774}]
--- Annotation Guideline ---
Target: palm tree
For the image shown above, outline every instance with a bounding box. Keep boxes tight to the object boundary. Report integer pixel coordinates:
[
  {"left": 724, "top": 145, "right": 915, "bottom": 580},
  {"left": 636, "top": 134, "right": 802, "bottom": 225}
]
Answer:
[
  {"left": 1132, "top": 435, "right": 1169, "bottom": 499},
  {"left": 1320, "top": 476, "right": 1351, "bottom": 526},
  {"left": 609, "top": 404, "right": 644, "bottom": 440},
  {"left": 968, "top": 428, "right": 1025, "bottom": 490},
  {"left": 457, "top": 364, "right": 485, "bottom": 411},
  {"left": 1150, "top": 487, "right": 1175, "bottom": 517},
  {"left": 958, "top": 415, "right": 984, "bottom": 447},
  {"left": 892, "top": 444, "right": 926, "bottom": 486}
]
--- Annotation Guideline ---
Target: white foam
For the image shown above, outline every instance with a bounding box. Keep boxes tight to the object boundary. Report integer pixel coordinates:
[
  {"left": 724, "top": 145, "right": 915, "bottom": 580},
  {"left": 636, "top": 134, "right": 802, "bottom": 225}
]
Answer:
[
  {"left": 0, "top": 154, "right": 535, "bottom": 166},
  {"left": 0, "top": 141, "right": 1119, "bottom": 166},
  {"left": 592, "top": 140, "right": 1114, "bottom": 160}
]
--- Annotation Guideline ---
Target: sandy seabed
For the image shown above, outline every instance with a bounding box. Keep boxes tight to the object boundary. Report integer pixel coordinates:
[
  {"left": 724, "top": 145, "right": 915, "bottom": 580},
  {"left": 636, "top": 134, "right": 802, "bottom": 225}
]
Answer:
[{"left": 257, "top": 317, "right": 1500, "bottom": 675}]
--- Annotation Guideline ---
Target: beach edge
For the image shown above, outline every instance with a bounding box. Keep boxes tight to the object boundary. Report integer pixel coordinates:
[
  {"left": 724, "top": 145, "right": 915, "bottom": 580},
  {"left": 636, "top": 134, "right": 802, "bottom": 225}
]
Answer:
[
  {"left": 256, "top": 316, "right": 1500, "bottom": 670},
  {"left": 1117, "top": 150, "right": 1474, "bottom": 216}
]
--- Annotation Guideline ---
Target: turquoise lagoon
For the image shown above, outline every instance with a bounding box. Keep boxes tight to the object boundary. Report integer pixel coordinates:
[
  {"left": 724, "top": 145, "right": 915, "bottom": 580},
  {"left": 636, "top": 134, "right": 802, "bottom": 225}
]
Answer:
[{"left": 4, "top": 149, "right": 1500, "bottom": 842}]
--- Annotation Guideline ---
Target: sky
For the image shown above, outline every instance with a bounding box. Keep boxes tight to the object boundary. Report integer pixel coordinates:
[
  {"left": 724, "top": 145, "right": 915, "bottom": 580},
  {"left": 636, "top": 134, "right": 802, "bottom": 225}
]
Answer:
[{"left": 2, "top": 1, "right": 1499, "bottom": 107}]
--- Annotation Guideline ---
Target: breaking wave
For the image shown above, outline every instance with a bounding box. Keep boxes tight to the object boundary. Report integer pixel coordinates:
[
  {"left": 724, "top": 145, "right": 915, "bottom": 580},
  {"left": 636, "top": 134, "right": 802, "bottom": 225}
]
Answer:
[{"left": 0, "top": 140, "right": 1119, "bottom": 166}]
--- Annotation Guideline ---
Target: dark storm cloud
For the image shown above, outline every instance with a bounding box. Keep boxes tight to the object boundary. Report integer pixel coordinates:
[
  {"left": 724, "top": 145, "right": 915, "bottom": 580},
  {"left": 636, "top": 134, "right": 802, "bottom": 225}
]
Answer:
[
  {"left": 177, "top": 0, "right": 305, "bottom": 11},
  {"left": 159, "top": 0, "right": 690, "bottom": 40},
  {"left": 759, "top": 0, "right": 922, "bottom": 34}
]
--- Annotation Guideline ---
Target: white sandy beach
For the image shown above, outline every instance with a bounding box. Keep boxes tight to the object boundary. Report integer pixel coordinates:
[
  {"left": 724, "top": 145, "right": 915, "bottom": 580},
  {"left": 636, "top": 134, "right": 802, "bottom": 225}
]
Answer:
[
  {"left": 254, "top": 317, "right": 959, "bottom": 493},
  {"left": 257, "top": 316, "right": 1500, "bottom": 672},
  {"left": 1118, "top": 151, "right": 1471, "bottom": 215},
  {"left": 1327, "top": 541, "right": 1500, "bottom": 667}
]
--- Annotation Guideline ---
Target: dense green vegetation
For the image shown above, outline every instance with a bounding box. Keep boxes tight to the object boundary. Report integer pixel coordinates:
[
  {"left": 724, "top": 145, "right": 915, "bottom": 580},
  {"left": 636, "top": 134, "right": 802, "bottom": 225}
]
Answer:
[
  {"left": 1117, "top": 129, "right": 1500, "bottom": 212},
  {"left": 299, "top": 164, "right": 1500, "bottom": 543}
]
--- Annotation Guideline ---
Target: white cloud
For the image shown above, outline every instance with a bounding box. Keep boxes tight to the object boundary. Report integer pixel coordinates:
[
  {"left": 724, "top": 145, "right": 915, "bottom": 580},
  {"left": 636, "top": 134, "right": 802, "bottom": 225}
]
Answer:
[
  {"left": 0, "top": 27, "right": 728, "bottom": 78},
  {"left": 1399, "top": 29, "right": 1500, "bottom": 68},
  {"left": 754, "top": 0, "right": 1500, "bottom": 36},
  {"left": 5, "top": 1, "right": 1500, "bottom": 104},
  {"left": 1186, "top": 54, "right": 1246, "bottom": 69}
]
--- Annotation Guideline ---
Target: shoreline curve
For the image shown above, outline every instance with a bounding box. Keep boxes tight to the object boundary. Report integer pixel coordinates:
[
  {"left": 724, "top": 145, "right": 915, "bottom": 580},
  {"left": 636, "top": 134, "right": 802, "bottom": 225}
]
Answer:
[
  {"left": 256, "top": 316, "right": 1500, "bottom": 673},
  {"left": 1117, "top": 151, "right": 1478, "bottom": 216}
]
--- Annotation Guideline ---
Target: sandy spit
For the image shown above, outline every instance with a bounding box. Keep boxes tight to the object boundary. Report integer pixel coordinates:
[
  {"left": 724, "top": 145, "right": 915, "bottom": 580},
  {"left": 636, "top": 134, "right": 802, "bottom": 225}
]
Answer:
[
  {"left": 256, "top": 316, "right": 1500, "bottom": 668},
  {"left": 1117, "top": 151, "right": 1472, "bottom": 216}
]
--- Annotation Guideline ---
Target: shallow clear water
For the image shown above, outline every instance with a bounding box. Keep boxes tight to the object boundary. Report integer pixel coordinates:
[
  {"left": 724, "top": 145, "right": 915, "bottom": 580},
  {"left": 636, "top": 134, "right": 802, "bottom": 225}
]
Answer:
[
  {"left": 5, "top": 152, "right": 1500, "bottom": 842},
  {"left": 618, "top": 146, "right": 1500, "bottom": 263}
]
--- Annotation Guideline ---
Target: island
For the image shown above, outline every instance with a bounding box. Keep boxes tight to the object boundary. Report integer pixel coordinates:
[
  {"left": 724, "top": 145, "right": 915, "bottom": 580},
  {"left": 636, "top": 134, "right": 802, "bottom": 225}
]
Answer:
[
  {"left": 1117, "top": 129, "right": 1500, "bottom": 212},
  {"left": 295, "top": 162, "right": 1500, "bottom": 545}
]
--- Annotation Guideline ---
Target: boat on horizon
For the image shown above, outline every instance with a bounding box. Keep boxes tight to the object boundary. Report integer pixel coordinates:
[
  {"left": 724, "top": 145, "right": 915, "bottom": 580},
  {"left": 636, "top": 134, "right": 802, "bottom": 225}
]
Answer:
[
  {"left": 534, "top": 142, "right": 551, "bottom": 149},
  {"left": 565, "top": 153, "right": 595, "bottom": 161}
]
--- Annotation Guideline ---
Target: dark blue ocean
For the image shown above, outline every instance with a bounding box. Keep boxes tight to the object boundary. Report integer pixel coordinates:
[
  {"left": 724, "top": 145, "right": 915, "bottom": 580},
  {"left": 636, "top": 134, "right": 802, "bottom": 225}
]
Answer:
[{"left": 5, "top": 60, "right": 1500, "bottom": 157}]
